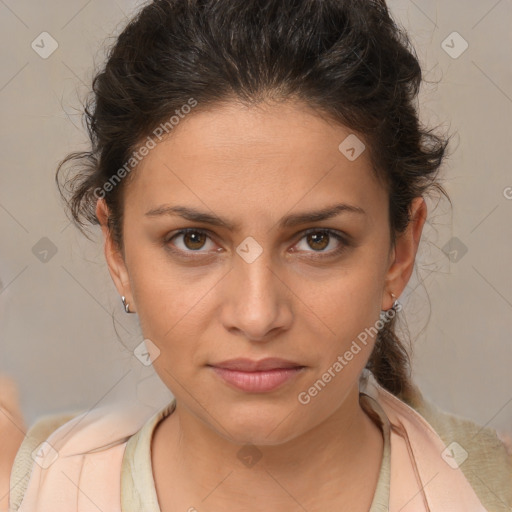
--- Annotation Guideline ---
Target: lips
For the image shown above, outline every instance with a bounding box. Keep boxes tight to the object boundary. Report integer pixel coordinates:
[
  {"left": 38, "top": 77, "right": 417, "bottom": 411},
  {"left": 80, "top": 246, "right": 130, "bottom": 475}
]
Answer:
[
  {"left": 208, "top": 357, "right": 304, "bottom": 372},
  {"left": 208, "top": 358, "right": 306, "bottom": 392}
]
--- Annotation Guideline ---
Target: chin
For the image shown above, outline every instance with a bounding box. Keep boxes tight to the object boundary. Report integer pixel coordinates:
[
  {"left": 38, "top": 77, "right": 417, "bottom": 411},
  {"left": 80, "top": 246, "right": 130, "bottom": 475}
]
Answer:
[{"left": 214, "top": 405, "right": 305, "bottom": 447}]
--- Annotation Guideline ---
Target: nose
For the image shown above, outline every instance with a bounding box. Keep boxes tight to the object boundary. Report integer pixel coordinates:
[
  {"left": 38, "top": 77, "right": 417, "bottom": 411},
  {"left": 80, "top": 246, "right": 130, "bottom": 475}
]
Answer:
[{"left": 219, "top": 250, "right": 293, "bottom": 342}]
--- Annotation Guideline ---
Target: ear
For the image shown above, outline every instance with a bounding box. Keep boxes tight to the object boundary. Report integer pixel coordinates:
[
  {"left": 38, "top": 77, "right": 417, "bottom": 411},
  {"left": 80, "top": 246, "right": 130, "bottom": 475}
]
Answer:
[
  {"left": 96, "top": 198, "right": 135, "bottom": 313},
  {"left": 382, "top": 196, "right": 427, "bottom": 310}
]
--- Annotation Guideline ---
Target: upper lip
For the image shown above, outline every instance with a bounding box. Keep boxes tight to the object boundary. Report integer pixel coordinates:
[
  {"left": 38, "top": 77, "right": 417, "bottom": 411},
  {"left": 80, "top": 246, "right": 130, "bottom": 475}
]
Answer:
[{"left": 209, "top": 357, "right": 304, "bottom": 372}]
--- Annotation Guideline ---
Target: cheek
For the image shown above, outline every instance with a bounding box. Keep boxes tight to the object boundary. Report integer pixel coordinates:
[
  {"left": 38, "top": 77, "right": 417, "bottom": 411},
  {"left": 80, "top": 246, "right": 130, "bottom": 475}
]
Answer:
[
  {"left": 292, "top": 271, "right": 384, "bottom": 409},
  {"left": 133, "top": 273, "right": 206, "bottom": 346},
  {"left": 126, "top": 238, "right": 183, "bottom": 318},
  {"left": 132, "top": 271, "right": 204, "bottom": 390},
  {"left": 126, "top": 245, "right": 219, "bottom": 365},
  {"left": 301, "top": 262, "right": 385, "bottom": 340}
]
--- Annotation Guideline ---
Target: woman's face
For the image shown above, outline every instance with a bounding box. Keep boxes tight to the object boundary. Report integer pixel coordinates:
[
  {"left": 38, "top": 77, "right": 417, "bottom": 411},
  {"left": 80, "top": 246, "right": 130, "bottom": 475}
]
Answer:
[{"left": 98, "top": 99, "right": 425, "bottom": 446}]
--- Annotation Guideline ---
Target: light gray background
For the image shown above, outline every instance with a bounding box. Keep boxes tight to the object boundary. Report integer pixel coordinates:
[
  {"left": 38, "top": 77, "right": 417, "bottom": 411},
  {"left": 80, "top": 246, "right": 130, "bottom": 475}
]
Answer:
[{"left": 1, "top": 0, "right": 511, "bottom": 436}]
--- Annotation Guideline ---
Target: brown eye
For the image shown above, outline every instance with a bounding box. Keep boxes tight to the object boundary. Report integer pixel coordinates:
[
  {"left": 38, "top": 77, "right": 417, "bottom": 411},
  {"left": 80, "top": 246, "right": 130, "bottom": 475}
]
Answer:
[
  {"left": 293, "top": 229, "right": 349, "bottom": 257},
  {"left": 182, "top": 231, "right": 207, "bottom": 250},
  {"left": 165, "top": 228, "right": 217, "bottom": 254},
  {"left": 306, "top": 231, "right": 330, "bottom": 251}
]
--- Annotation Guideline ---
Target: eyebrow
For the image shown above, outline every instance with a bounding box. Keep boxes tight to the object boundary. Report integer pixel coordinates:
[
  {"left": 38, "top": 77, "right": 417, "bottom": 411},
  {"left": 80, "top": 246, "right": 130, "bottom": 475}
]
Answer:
[{"left": 145, "top": 203, "right": 365, "bottom": 230}]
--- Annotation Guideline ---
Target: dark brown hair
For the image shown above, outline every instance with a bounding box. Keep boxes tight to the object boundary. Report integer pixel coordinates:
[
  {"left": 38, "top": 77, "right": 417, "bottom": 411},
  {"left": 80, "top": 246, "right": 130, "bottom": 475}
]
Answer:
[{"left": 56, "top": 0, "right": 452, "bottom": 402}]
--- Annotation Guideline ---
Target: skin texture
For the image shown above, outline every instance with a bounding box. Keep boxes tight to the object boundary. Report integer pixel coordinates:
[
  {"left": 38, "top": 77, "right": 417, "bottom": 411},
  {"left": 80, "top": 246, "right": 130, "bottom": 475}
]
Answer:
[{"left": 96, "top": 99, "right": 426, "bottom": 511}]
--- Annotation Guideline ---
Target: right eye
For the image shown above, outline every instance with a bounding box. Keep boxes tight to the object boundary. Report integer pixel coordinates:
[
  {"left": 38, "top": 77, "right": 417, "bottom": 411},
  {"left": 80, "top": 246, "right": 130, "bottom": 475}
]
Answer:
[{"left": 164, "top": 228, "right": 220, "bottom": 256}]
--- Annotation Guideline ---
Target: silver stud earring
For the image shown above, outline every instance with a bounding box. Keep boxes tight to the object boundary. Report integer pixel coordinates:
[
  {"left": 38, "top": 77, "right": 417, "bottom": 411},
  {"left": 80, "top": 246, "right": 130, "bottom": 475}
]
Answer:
[
  {"left": 121, "top": 295, "right": 132, "bottom": 314},
  {"left": 379, "top": 292, "right": 401, "bottom": 323}
]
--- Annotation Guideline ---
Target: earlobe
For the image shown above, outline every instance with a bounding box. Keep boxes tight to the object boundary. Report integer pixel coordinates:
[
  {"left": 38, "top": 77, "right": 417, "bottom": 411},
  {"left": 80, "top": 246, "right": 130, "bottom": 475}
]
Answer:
[
  {"left": 95, "top": 199, "right": 136, "bottom": 313},
  {"left": 382, "top": 197, "right": 427, "bottom": 310}
]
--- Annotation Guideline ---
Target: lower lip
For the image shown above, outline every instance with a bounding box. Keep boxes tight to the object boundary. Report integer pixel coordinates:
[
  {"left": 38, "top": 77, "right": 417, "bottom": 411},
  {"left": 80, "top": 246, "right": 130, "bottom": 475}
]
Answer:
[{"left": 210, "top": 366, "right": 305, "bottom": 392}]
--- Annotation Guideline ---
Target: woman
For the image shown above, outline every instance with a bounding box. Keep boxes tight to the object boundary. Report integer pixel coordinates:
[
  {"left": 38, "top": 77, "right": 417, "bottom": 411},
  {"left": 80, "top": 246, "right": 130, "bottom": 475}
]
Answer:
[{"left": 2, "top": 0, "right": 511, "bottom": 510}]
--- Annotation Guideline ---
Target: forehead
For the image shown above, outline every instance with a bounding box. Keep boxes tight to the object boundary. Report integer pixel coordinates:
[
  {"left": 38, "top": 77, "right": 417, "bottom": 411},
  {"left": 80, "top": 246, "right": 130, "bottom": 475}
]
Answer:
[{"left": 123, "top": 99, "right": 386, "bottom": 223}]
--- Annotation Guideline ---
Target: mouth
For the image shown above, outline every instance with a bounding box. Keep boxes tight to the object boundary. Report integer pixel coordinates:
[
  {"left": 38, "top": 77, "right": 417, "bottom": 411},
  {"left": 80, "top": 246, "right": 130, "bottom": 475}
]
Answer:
[
  {"left": 207, "top": 358, "right": 306, "bottom": 393},
  {"left": 208, "top": 357, "right": 304, "bottom": 372}
]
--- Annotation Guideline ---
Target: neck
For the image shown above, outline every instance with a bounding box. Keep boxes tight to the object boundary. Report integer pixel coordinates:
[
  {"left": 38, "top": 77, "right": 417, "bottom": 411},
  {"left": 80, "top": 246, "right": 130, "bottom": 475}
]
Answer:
[{"left": 152, "top": 384, "right": 384, "bottom": 511}]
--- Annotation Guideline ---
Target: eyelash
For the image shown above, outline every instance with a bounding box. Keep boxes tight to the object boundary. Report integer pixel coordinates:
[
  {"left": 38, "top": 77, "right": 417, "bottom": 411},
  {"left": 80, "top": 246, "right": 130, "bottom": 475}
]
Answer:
[{"left": 164, "top": 228, "right": 350, "bottom": 260}]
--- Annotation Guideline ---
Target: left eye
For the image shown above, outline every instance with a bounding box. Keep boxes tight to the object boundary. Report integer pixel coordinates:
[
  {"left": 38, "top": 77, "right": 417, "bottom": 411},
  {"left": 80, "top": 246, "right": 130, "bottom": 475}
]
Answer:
[
  {"left": 165, "top": 228, "right": 347, "bottom": 256},
  {"left": 294, "top": 229, "right": 346, "bottom": 254}
]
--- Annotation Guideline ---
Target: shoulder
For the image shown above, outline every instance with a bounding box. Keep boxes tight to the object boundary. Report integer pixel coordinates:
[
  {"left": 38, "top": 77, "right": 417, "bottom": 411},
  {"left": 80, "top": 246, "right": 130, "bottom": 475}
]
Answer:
[
  {"left": 8, "top": 410, "right": 82, "bottom": 511},
  {"left": 8, "top": 401, "right": 159, "bottom": 511},
  {"left": 404, "top": 385, "right": 512, "bottom": 510}
]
